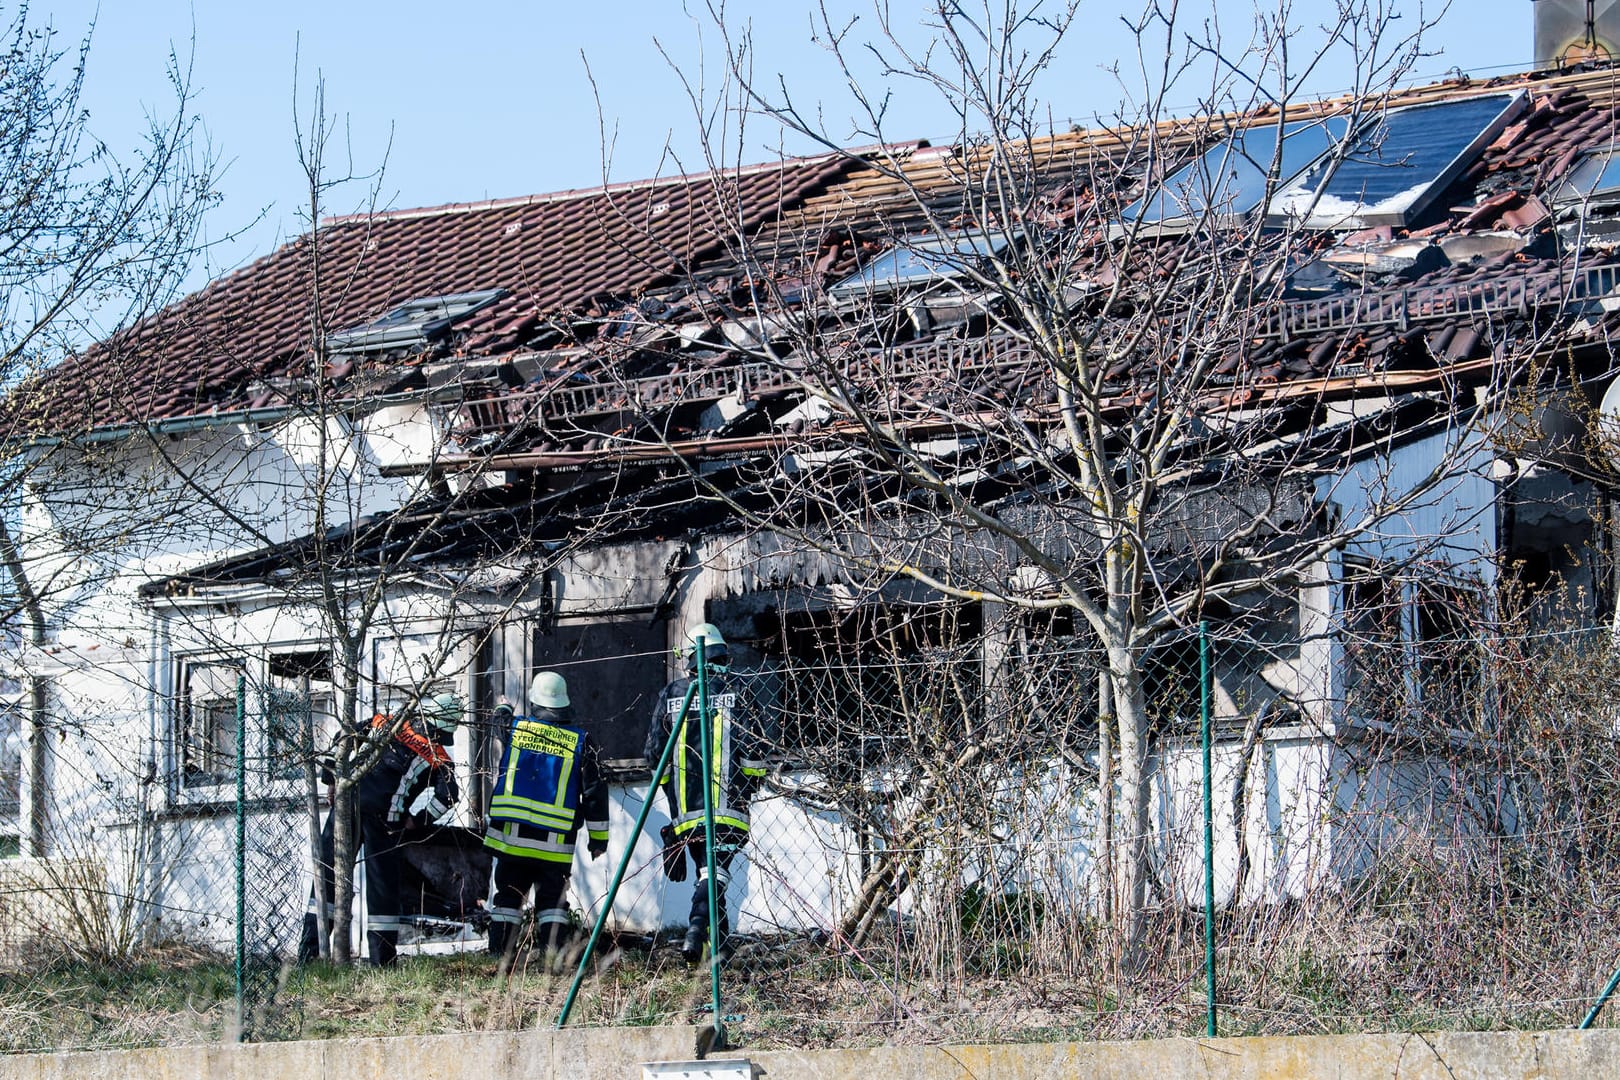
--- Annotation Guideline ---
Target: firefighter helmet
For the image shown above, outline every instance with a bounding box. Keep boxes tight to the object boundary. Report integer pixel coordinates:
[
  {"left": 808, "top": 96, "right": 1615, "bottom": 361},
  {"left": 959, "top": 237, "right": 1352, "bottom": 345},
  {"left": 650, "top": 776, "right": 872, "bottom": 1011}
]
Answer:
[
  {"left": 529, "top": 670, "right": 571, "bottom": 710},
  {"left": 420, "top": 692, "right": 464, "bottom": 735},
  {"left": 682, "top": 622, "right": 730, "bottom": 669}
]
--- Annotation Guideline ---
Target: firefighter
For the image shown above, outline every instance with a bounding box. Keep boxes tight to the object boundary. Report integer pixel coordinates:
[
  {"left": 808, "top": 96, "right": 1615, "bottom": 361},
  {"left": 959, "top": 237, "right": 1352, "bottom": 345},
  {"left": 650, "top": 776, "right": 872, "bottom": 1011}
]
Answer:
[
  {"left": 482, "top": 670, "right": 609, "bottom": 970},
  {"left": 646, "top": 622, "right": 767, "bottom": 964},
  {"left": 298, "top": 692, "right": 463, "bottom": 967}
]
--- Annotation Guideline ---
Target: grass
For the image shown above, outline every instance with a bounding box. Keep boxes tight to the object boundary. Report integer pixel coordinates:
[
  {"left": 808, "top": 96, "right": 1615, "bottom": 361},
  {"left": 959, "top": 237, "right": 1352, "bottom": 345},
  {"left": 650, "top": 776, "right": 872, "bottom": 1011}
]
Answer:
[
  {"left": 0, "top": 924, "right": 1608, "bottom": 1055},
  {"left": 0, "top": 943, "right": 238, "bottom": 1052}
]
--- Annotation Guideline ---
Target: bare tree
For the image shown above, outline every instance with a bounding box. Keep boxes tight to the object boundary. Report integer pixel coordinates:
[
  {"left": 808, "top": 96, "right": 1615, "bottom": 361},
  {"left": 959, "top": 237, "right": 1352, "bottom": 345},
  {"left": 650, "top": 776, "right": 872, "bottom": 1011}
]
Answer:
[
  {"left": 0, "top": 6, "right": 215, "bottom": 867},
  {"left": 578, "top": 0, "right": 1579, "bottom": 980}
]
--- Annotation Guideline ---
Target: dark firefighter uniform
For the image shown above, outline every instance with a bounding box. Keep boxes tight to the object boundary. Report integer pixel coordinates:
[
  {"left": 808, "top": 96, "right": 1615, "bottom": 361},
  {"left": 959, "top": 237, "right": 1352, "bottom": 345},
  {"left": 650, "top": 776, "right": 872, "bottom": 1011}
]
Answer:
[
  {"left": 300, "top": 707, "right": 460, "bottom": 966},
  {"left": 483, "top": 699, "right": 608, "bottom": 957},
  {"left": 646, "top": 655, "right": 767, "bottom": 961}
]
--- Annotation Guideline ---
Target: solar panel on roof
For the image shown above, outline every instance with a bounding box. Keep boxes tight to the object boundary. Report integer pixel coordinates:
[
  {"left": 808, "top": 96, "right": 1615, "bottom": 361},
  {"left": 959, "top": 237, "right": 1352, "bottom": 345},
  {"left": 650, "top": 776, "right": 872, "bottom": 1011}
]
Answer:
[
  {"left": 1268, "top": 91, "right": 1525, "bottom": 228},
  {"left": 1122, "top": 115, "right": 1352, "bottom": 229},
  {"left": 828, "top": 231, "right": 1017, "bottom": 300}
]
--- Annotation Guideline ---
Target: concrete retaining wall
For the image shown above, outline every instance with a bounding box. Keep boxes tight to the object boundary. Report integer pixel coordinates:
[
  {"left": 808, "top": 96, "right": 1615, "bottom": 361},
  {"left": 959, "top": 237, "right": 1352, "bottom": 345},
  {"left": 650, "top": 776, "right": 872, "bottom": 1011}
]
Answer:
[{"left": 4, "top": 1026, "right": 1620, "bottom": 1079}]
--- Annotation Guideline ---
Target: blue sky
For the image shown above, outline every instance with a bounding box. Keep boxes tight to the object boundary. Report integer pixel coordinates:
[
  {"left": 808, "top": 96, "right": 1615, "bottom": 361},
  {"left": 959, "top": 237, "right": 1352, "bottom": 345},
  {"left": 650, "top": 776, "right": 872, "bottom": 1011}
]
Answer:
[{"left": 41, "top": 1, "right": 1531, "bottom": 282}]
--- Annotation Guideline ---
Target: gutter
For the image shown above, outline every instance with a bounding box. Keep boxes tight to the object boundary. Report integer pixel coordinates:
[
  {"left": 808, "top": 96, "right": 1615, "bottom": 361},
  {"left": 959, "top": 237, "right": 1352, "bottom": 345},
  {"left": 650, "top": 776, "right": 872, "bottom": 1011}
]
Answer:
[
  {"left": 16, "top": 404, "right": 303, "bottom": 449},
  {"left": 11, "top": 377, "right": 495, "bottom": 451}
]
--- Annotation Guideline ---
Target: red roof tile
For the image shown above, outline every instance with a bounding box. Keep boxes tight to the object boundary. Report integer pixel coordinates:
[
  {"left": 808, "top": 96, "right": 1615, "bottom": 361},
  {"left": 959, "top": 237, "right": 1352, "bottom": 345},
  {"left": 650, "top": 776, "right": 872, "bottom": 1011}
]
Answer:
[{"left": 15, "top": 155, "right": 857, "bottom": 433}]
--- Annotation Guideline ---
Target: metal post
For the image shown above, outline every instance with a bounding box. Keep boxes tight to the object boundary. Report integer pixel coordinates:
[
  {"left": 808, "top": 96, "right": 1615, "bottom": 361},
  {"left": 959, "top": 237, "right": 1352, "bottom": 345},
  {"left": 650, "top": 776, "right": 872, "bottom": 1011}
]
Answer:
[
  {"left": 556, "top": 683, "right": 697, "bottom": 1029},
  {"left": 695, "top": 638, "right": 725, "bottom": 1052},
  {"left": 1200, "top": 621, "right": 1216, "bottom": 1040},
  {"left": 1582, "top": 961, "right": 1620, "bottom": 1029},
  {"left": 234, "top": 674, "right": 247, "bottom": 1042}
]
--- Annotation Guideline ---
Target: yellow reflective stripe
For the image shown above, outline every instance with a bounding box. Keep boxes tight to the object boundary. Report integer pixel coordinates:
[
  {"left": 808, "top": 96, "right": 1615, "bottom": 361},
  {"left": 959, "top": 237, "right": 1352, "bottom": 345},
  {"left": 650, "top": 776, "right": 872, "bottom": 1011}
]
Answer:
[
  {"left": 482, "top": 824, "right": 577, "bottom": 862},
  {"left": 488, "top": 798, "right": 575, "bottom": 830},
  {"left": 673, "top": 707, "right": 692, "bottom": 819},
  {"left": 673, "top": 813, "right": 750, "bottom": 835},
  {"left": 483, "top": 837, "right": 573, "bottom": 862},
  {"left": 554, "top": 742, "right": 577, "bottom": 817},
  {"left": 709, "top": 710, "right": 723, "bottom": 810},
  {"left": 503, "top": 740, "right": 521, "bottom": 801}
]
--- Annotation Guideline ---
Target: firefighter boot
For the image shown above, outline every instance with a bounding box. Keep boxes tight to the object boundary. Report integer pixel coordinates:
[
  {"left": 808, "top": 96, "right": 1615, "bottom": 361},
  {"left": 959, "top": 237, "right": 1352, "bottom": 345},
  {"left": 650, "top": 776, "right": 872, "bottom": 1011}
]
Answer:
[
  {"left": 487, "top": 920, "right": 508, "bottom": 958},
  {"left": 681, "top": 916, "right": 706, "bottom": 964}
]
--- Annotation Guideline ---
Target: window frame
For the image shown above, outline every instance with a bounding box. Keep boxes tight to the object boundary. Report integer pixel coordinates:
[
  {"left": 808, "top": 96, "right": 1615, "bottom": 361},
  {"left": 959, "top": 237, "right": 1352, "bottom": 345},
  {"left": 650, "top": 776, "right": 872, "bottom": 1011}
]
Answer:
[
  {"left": 1552, "top": 148, "right": 1620, "bottom": 213},
  {"left": 1339, "top": 562, "right": 1488, "bottom": 734},
  {"left": 0, "top": 694, "right": 25, "bottom": 856},
  {"left": 1120, "top": 114, "right": 1353, "bottom": 234},
  {"left": 175, "top": 658, "right": 247, "bottom": 793},
  {"left": 826, "top": 230, "right": 1020, "bottom": 302},
  {"left": 170, "top": 648, "right": 337, "bottom": 805},
  {"left": 1267, "top": 91, "right": 1525, "bottom": 230}
]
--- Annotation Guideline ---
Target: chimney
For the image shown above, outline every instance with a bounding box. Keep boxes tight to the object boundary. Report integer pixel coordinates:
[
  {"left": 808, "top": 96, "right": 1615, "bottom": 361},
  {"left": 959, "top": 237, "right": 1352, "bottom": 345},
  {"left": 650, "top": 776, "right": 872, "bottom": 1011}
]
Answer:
[{"left": 1535, "top": 0, "right": 1620, "bottom": 69}]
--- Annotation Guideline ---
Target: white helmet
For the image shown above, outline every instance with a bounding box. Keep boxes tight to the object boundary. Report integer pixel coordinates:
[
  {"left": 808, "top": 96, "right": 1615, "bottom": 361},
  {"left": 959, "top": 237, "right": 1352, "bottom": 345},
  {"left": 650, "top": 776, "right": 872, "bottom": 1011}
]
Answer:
[
  {"left": 529, "top": 670, "right": 571, "bottom": 710},
  {"left": 682, "top": 622, "right": 730, "bottom": 669},
  {"left": 420, "top": 692, "right": 464, "bottom": 735}
]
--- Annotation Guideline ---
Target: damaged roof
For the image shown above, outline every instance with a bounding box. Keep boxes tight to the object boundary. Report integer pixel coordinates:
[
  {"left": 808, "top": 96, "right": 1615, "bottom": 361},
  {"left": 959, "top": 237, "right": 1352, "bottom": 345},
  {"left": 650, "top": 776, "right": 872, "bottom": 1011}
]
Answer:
[
  {"left": 23, "top": 67, "right": 1620, "bottom": 442},
  {"left": 40, "top": 61, "right": 1620, "bottom": 591}
]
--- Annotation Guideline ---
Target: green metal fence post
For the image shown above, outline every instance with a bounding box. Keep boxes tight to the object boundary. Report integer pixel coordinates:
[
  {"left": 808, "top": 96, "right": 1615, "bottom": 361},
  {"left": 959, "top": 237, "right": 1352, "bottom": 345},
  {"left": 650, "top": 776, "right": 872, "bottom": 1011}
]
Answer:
[
  {"left": 1201, "top": 621, "right": 1216, "bottom": 1039},
  {"left": 695, "top": 638, "right": 725, "bottom": 1053},
  {"left": 234, "top": 674, "right": 247, "bottom": 1042},
  {"left": 1581, "top": 961, "right": 1620, "bottom": 1028}
]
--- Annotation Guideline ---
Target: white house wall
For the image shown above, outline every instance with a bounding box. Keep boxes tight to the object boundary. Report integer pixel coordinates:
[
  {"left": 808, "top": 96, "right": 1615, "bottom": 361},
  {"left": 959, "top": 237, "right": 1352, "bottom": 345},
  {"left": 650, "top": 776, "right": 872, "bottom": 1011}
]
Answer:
[
  {"left": 567, "top": 779, "right": 862, "bottom": 936},
  {"left": 1151, "top": 728, "right": 1335, "bottom": 907}
]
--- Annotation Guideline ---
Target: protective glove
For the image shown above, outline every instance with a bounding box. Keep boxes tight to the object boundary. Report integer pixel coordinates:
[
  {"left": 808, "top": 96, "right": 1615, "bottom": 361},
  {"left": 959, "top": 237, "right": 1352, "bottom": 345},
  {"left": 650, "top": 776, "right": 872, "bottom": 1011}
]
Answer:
[
  {"left": 660, "top": 824, "right": 687, "bottom": 882},
  {"left": 587, "top": 835, "right": 608, "bottom": 860}
]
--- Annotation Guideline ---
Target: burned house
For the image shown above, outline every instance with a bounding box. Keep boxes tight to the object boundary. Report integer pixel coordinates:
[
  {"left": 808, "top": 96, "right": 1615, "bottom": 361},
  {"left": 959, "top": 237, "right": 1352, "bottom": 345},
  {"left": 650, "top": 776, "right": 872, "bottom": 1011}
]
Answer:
[{"left": 3, "top": 52, "right": 1620, "bottom": 959}]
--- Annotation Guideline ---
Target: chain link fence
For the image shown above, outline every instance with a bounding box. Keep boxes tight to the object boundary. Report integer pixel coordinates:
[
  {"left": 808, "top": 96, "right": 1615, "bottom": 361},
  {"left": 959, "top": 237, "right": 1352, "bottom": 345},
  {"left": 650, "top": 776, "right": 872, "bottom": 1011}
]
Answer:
[{"left": 3, "top": 605, "right": 1620, "bottom": 1051}]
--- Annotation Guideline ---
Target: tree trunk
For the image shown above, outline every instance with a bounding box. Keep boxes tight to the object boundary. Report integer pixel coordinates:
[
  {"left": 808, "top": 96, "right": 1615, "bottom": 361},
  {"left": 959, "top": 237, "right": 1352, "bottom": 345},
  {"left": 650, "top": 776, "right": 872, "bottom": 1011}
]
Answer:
[
  {"left": 0, "top": 518, "right": 49, "bottom": 857},
  {"left": 1096, "top": 668, "right": 1114, "bottom": 967},
  {"left": 304, "top": 707, "right": 327, "bottom": 958},
  {"left": 324, "top": 651, "right": 365, "bottom": 964},
  {"left": 1108, "top": 643, "right": 1152, "bottom": 980},
  {"left": 330, "top": 776, "right": 357, "bottom": 964},
  {"left": 838, "top": 741, "right": 983, "bottom": 947},
  {"left": 1228, "top": 704, "right": 1269, "bottom": 907}
]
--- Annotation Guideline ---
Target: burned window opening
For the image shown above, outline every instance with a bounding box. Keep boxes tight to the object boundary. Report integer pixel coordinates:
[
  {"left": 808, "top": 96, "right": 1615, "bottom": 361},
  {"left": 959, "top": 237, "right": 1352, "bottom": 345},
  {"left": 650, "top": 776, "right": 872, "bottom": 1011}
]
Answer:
[
  {"left": 0, "top": 697, "right": 20, "bottom": 852},
  {"left": 1413, "top": 580, "right": 1486, "bottom": 732},
  {"left": 1006, "top": 607, "right": 1101, "bottom": 756},
  {"left": 177, "top": 660, "right": 244, "bottom": 789},
  {"left": 531, "top": 618, "right": 667, "bottom": 769},
  {"left": 265, "top": 650, "right": 334, "bottom": 784},
  {"left": 1342, "top": 564, "right": 1408, "bottom": 727},
  {"left": 1501, "top": 468, "right": 1607, "bottom": 623},
  {"left": 1341, "top": 563, "right": 1487, "bottom": 733},
  {"left": 756, "top": 600, "right": 982, "bottom": 775}
]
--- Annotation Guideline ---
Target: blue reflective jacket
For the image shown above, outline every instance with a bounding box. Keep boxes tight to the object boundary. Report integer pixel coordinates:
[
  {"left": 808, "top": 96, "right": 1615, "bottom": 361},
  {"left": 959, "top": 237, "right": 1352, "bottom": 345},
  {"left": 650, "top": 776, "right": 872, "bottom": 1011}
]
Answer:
[{"left": 484, "top": 708, "right": 608, "bottom": 863}]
